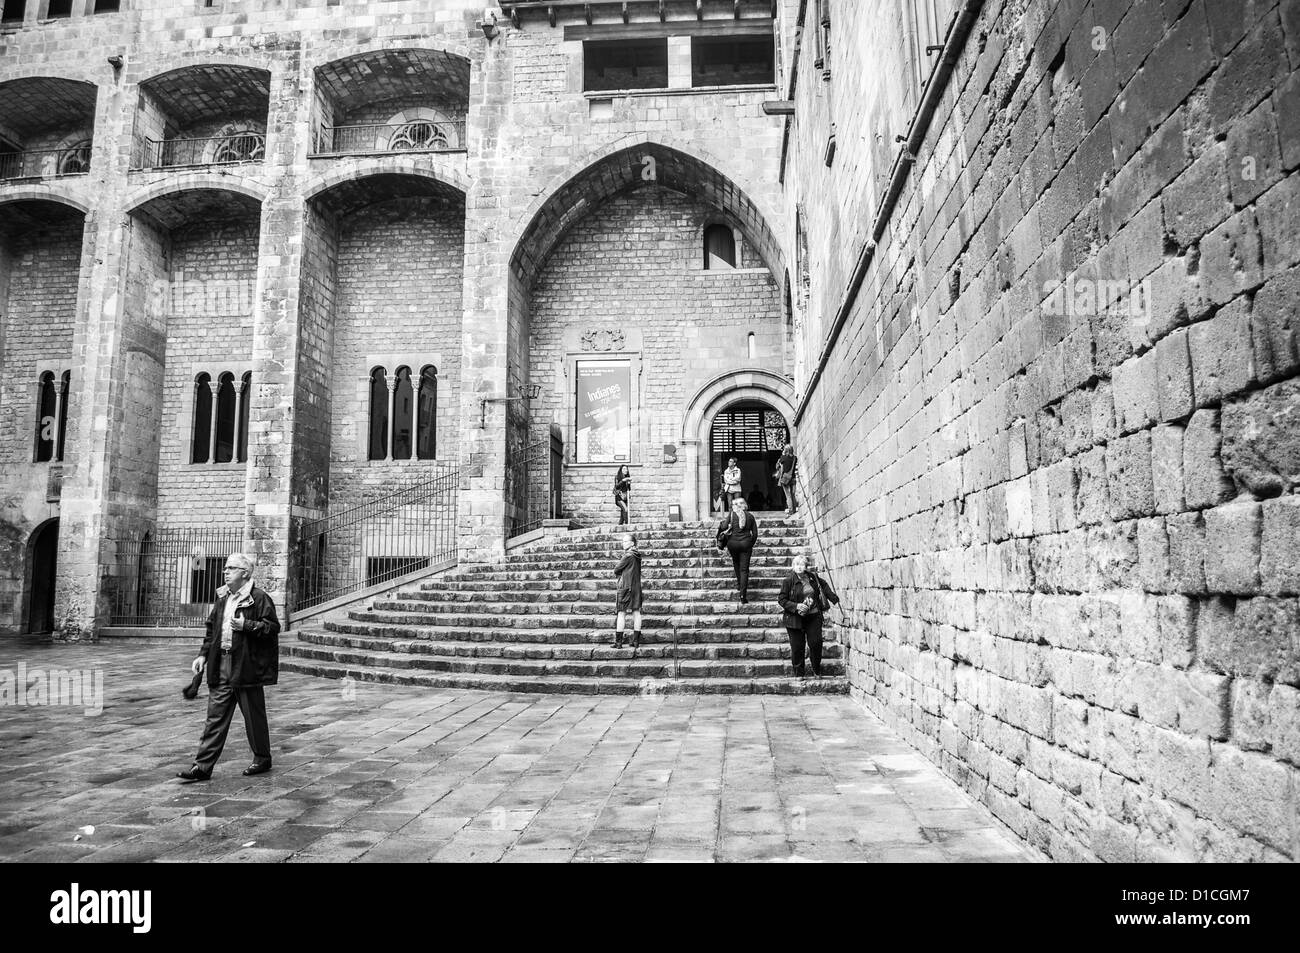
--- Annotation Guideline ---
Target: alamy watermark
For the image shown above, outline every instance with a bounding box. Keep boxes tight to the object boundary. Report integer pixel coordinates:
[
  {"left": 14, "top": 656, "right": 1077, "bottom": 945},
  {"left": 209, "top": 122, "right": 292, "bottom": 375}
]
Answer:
[
  {"left": 150, "top": 269, "right": 256, "bottom": 318},
  {"left": 0, "top": 662, "right": 103, "bottom": 716},
  {"left": 1041, "top": 274, "right": 1153, "bottom": 325}
]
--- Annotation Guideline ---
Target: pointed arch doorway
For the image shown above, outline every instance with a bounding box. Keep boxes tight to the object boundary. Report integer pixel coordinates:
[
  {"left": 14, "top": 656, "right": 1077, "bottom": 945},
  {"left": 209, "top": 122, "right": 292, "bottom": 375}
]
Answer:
[{"left": 26, "top": 519, "right": 59, "bottom": 634}]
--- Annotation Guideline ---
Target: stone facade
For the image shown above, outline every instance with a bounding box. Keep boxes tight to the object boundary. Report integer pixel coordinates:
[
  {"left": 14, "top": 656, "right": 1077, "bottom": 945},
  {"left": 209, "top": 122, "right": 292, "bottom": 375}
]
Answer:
[
  {"left": 787, "top": 0, "right": 1300, "bottom": 861},
  {"left": 1, "top": 0, "right": 1296, "bottom": 862}
]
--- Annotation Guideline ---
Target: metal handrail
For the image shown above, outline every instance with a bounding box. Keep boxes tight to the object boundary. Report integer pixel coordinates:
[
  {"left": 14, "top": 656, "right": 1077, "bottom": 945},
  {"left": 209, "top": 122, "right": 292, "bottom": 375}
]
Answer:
[
  {"left": 0, "top": 144, "right": 92, "bottom": 180},
  {"left": 134, "top": 132, "right": 265, "bottom": 170},
  {"left": 311, "top": 120, "right": 467, "bottom": 157}
]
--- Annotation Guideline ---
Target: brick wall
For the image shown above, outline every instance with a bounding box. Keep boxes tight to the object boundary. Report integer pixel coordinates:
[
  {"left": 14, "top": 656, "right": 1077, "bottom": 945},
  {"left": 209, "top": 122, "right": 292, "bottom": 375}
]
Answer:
[
  {"left": 326, "top": 194, "right": 465, "bottom": 503},
  {"left": 790, "top": 0, "right": 1300, "bottom": 861},
  {"left": 528, "top": 187, "right": 783, "bottom": 523}
]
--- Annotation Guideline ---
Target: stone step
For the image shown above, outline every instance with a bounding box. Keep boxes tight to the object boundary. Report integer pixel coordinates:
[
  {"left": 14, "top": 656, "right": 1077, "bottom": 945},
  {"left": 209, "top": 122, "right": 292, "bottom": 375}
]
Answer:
[
  {"left": 432, "top": 568, "right": 795, "bottom": 584},
  {"left": 279, "top": 655, "right": 848, "bottom": 696},
  {"left": 323, "top": 619, "right": 809, "bottom": 644},
  {"left": 369, "top": 598, "right": 786, "bottom": 616},
  {"left": 409, "top": 578, "right": 786, "bottom": 594},
  {"left": 348, "top": 609, "right": 795, "bottom": 631},
  {"left": 394, "top": 586, "right": 782, "bottom": 603},
  {"left": 299, "top": 628, "right": 842, "bottom": 661},
  {"left": 285, "top": 640, "right": 844, "bottom": 679},
  {"left": 557, "top": 518, "right": 804, "bottom": 533},
  {"left": 518, "top": 536, "right": 811, "bottom": 553}
]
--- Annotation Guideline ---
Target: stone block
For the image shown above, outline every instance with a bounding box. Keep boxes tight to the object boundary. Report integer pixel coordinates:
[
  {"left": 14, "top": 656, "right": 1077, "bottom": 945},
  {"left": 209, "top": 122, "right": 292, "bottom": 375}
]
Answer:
[
  {"left": 1188, "top": 298, "right": 1257, "bottom": 406},
  {"left": 1091, "top": 379, "right": 1118, "bottom": 443},
  {"left": 1182, "top": 409, "right": 1235, "bottom": 508},
  {"left": 1105, "top": 431, "right": 1155, "bottom": 519},
  {"left": 1151, "top": 424, "right": 1185, "bottom": 514},
  {"left": 1155, "top": 327, "right": 1194, "bottom": 421},
  {"left": 1259, "top": 495, "right": 1300, "bottom": 595},
  {"left": 1226, "top": 100, "right": 1283, "bottom": 207},
  {"left": 1250, "top": 264, "right": 1300, "bottom": 384},
  {"left": 1198, "top": 594, "right": 1300, "bottom": 683},
  {"left": 1230, "top": 679, "right": 1271, "bottom": 751},
  {"left": 1156, "top": 595, "right": 1196, "bottom": 668},
  {"left": 1198, "top": 209, "right": 1263, "bottom": 307},
  {"left": 1202, "top": 500, "right": 1262, "bottom": 594},
  {"left": 1164, "top": 511, "right": 1206, "bottom": 593},
  {"left": 1256, "top": 173, "right": 1300, "bottom": 277},
  {"left": 1162, "top": 141, "right": 1229, "bottom": 249},
  {"left": 1075, "top": 447, "right": 1110, "bottom": 526},
  {"left": 1137, "top": 517, "right": 1169, "bottom": 593},
  {"left": 1112, "top": 350, "right": 1160, "bottom": 433},
  {"left": 1220, "top": 379, "right": 1300, "bottom": 497}
]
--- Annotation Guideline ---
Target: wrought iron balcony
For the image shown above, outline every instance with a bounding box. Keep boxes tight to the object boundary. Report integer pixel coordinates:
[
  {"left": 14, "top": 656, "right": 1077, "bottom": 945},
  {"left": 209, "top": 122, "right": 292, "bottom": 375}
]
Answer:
[
  {"left": 0, "top": 141, "right": 92, "bottom": 181},
  {"left": 310, "top": 120, "right": 467, "bottom": 157},
  {"left": 133, "top": 132, "right": 265, "bottom": 171}
]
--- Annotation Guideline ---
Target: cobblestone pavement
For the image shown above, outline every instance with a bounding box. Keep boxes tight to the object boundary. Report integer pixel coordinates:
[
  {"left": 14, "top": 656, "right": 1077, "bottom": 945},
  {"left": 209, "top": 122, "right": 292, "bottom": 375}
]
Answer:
[{"left": 0, "top": 641, "right": 1037, "bottom": 862}]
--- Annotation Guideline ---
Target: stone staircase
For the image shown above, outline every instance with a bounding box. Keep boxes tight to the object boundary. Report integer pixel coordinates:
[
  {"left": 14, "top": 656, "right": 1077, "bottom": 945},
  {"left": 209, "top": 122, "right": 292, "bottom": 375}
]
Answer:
[{"left": 280, "top": 514, "right": 848, "bottom": 694}]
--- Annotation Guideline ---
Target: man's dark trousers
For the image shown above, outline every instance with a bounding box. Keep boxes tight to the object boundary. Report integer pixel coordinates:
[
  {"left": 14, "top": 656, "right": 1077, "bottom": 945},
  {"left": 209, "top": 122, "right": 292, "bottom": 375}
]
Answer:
[{"left": 195, "top": 652, "right": 270, "bottom": 771}]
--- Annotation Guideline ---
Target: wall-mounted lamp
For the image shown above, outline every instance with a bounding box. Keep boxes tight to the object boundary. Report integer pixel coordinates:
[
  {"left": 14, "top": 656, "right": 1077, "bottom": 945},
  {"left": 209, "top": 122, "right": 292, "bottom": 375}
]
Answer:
[
  {"left": 480, "top": 383, "right": 541, "bottom": 427},
  {"left": 477, "top": 9, "right": 501, "bottom": 40},
  {"left": 108, "top": 55, "right": 124, "bottom": 70}
]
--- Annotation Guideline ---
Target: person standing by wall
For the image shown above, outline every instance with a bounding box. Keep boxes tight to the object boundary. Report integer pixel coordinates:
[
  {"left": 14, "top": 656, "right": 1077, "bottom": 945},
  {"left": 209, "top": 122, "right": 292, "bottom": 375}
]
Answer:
[
  {"left": 774, "top": 440, "right": 797, "bottom": 515},
  {"left": 612, "top": 532, "right": 643, "bottom": 649},
  {"left": 776, "top": 553, "right": 839, "bottom": 678},
  {"left": 716, "top": 496, "right": 759, "bottom": 604},
  {"left": 722, "top": 456, "right": 743, "bottom": 507},
  {"left": 613, "top": 464, "right": 632, "bottom": 525},
  {"left": 177, "top": 553, "right": 280, "bottom": 781}
]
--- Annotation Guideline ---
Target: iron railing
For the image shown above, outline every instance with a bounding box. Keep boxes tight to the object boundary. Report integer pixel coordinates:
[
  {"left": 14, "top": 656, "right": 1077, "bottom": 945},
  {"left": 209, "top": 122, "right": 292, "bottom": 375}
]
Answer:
[
  {"left": 133, "top": 132, "right": 265, "bottom": 171},
  {"left": 310, "top": 120, "right": 467, "bottom": 157},
  {"left": 0, "top": 142, "right": 92, "bottom": 180},
  {"left": 292, "top": 465, "right": 459, "bottom": 614},
  {"left": 506, "top": 431, "right": 563, "bottom": 540},
  {"left": 108, "top": 525, "right": 247, "bottom": 627}
]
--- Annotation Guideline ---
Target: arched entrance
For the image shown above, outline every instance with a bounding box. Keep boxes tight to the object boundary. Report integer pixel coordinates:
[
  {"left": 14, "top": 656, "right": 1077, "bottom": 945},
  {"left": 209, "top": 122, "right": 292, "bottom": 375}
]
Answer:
[
  {"left": 681, "top": 370, "right": 797, "bottom": 520},
  {"left": 708, "top": 401, "right": 789, "bottom": 513},
  {"left": 26, "top": 519, "right": 59, "bottom": 634}
]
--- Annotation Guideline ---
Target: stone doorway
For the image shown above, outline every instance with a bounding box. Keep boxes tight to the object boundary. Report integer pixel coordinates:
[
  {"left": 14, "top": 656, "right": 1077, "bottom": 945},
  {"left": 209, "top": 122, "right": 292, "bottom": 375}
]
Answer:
[
  {"left": 708, "top": 401, "right": 789, "bottom": 514},
  {"left": 26, "top": 519, "right": 59, "bottom": 634}
]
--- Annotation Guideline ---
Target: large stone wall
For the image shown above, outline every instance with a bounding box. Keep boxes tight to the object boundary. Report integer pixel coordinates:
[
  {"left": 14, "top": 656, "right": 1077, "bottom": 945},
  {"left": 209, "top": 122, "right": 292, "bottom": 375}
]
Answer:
[
  {"left": 528, "top": 187, "right": 783, "bottom": 523},
  {"left": 790, "top": 0, "right": 1300, "bottom": 861}
]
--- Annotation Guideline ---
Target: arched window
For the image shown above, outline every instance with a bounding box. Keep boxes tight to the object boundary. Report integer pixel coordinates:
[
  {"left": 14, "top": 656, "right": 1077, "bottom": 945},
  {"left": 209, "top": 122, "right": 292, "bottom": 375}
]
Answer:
[
  {"left": 368, "top": 367, "right": 389, "bottom": 461},
  {"left": 389, "top": 121, "right": 449, "bottom": 152},
  {"left": 238, "top": 372, "right": 251, "bottom": 463},
  {"left": 58, "top": 139, "right": 92, "bottom": 175},
  {"left": 214, "top": 373, "right": 237, "bottom": 463},
  {"left": 703, "top": 224, "right": 736, "bottom": 270},
  {"left": 417, "top": 365, "right": 437, "bottom": 460},
  {"left": 34, "top": 372, "right": 56, "bottom": 462},
  {"left": 747, "top": 332, "right": 757, "bottom": 360},
  {"left": 192, "top": 373, "right": 213, "bottom": 463},
  {"left": 57, "top": 371, "right": 70, "bottom": 461},
  {"left": 392, "top": 366, "right": 414, "bottom": 460}
]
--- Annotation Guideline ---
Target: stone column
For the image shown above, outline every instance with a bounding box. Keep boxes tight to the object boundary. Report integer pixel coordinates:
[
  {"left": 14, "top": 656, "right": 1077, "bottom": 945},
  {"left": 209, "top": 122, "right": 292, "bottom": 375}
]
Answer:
[{"left": 243, "top": 49, "right": 312, "bottom": 613}]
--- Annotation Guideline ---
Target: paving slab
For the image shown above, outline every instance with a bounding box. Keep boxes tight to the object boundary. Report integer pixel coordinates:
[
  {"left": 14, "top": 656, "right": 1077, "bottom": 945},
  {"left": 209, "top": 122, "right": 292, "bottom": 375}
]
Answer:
[{"left": 0, "top": 641, "right": 1038, "bottom": 863}]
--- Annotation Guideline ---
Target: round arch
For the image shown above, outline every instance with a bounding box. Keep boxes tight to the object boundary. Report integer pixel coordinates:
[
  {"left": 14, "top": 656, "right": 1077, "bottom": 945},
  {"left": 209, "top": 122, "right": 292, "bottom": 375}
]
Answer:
[
  {"left": 308, "top": 39, "right": 475, "bottom": 76},
  {"left": 303, "top": 157, "right": 470, "bottom": 206},
  {"left": 0, "top": 187, "right": 91, "bottom": 215},
  {"left": 123, "top": 174, "right": 267, "bottom": 217},
  {"left": 23, "top": 517, "right": 60, "bottom": 635},
  {"left": 680, "top": 369, "right": 797, "bottom": 520}
]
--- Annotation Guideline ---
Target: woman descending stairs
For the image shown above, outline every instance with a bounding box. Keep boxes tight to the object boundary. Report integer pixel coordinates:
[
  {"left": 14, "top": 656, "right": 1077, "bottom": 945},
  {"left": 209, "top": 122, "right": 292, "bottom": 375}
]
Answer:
[{"left": 281, "top": 515, "right": 849, "bottom": 695}]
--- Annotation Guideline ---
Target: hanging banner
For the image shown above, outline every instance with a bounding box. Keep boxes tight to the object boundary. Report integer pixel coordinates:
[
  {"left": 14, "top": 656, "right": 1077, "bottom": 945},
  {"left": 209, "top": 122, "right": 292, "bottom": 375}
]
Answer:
[{"left": 575, "top": 359, "right": 631, "bottom": 463}]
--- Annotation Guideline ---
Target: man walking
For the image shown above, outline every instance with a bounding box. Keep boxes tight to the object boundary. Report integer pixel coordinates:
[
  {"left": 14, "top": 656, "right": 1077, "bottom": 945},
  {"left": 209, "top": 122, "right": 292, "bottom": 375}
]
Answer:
[{"left": 177, "top": 553, "right": 280, "bottom": 782}]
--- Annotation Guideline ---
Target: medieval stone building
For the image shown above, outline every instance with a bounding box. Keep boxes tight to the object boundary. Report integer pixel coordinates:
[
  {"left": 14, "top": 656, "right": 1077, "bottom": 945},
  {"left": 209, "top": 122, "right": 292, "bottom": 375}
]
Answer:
[{"left": 1, "top": 0, "right": 1297, "bottom": 860}]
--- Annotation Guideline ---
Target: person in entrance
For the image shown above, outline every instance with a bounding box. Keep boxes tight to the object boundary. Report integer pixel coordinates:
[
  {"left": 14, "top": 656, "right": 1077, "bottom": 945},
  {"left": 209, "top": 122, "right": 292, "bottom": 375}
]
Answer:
[
  {"left": 177, "top": 553, "right": 280, "bottom": 782},
  {"left": 777, "top": 553, "right": 839, "bottom": 677},
  {"left": 613, "top": 465, "right": 632, "bottom": 525},
  {"left": 774, "top": 440, "right": 797, "bottom": 515},
  {"left": 612, "top": 533, "right": 643, "bottom": 649},
  {"left": 716, "top": 497, "right": 759, "bottom": 604},
  {"left": 721, "top": 457, "right": 743, "bottom": 507}
]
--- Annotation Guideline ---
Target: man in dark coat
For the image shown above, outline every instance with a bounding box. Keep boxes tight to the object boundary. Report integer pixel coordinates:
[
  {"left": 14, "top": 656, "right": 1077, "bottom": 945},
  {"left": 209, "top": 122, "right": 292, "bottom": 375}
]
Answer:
[{"left": 177, "top": 552, "right": 280, "bottom": 781}]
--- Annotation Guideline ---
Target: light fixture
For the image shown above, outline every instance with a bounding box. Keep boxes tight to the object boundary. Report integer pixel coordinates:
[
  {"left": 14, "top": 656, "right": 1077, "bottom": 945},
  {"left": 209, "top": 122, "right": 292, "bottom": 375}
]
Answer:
[
  {"left": 479, "top": 383, "right": 541, "bottom": 427},
  {"left": 478, "top": 9, "right": 500, "bottom": 40},
  {"left": 108, "top": 55, "right": 124, "bottom": 69}
]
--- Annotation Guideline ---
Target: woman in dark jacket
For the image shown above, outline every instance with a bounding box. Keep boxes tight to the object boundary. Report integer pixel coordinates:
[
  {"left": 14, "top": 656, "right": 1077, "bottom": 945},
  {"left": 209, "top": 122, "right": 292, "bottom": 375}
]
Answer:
[
  {"left": 612, "top": 533, "right": 643, "bottom": 649},
  {"left": 777, "top": 553, "right": 839, "bottom": 677},
  {"left": 716, "top": 496, "right": 759, "bottom": 604},
  {"left": 774, "top": 440, "right": 797, "bottom": 515},
  {"left": 613, "top": 465, "right": 631, "bottom": 525}
]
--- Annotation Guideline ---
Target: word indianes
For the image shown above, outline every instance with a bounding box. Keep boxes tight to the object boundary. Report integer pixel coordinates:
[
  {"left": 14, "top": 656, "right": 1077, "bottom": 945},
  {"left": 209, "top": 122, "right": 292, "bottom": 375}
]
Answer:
[{"left": 50, "top": 884, "right": 151, "bottom": 933}]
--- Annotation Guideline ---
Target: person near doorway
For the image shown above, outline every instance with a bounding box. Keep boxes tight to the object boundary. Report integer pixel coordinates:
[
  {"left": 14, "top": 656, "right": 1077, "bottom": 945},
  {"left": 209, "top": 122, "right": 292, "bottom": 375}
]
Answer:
[
  {"left": 747, "top": 484, "right": 768, "bottom": 511},
  {"left": 722, "top": 457, "right": 743, "bottom": 507},
  {"left": 613, "top": 464, "right": 632, "bottom": 525},
  {"left": 774, "top": 440, "right": 797, "bottom": 515},
  {"left": 613, "top": 533, "right": 643, "bottom": 649},
  {"left": 716, "top": 496, "right": 759, "bottom": 604},
  {"left": 177, "top": 553, "right": 280, "bottom": 782},
  {"left": 777, "top": 552, "right": 839, "bottom": 678}
]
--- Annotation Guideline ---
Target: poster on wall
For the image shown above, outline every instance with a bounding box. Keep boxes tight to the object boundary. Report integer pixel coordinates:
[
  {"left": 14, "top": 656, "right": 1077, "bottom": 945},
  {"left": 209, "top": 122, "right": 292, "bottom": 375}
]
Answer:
[{"left": 575, "top": 359, "right": 631, "bottom": 463}]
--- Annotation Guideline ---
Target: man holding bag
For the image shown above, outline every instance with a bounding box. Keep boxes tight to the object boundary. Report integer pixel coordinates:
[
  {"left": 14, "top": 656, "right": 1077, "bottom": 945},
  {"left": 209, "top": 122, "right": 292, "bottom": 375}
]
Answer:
[{"left": 176, "top": 553, "right": 280, "bottom": 782}]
